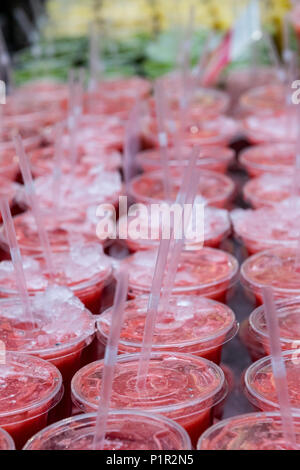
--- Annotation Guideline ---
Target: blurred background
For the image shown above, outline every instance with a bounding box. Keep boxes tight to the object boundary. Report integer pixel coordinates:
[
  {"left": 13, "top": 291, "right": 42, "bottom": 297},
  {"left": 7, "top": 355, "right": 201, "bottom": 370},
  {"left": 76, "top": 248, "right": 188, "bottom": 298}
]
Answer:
[{"left": 0, "top": 0, "right": 296, "bottom": 86}]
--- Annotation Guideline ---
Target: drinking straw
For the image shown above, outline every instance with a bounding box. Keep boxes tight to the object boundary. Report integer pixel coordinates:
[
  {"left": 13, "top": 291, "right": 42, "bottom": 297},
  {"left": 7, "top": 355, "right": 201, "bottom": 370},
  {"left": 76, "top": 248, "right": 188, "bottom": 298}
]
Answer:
[
  {"left": 160, "top": 147, "right": 199, "bottom": 315},
  {"left": 0, "top": 26, "right": 12, "bottom": 93},
  {"left": 89, "top": 22, "right": 102, "bottom": 93},
  {"left": 282, "top": 13, "right": 293, "bottom": 66},
  {"left": 13, "top": 134, "right": 55, "bottom": 280},
  {"left": 51, "top": 122, "right": 64, "bottom": 213},
  {"left": 136, "top": 146, "right": 199, "bottom": 390},
  {"left": 261, "top": 287, "right": 297, "bottom": 448},
  {"left": 68, "top": 69, "right": 84, "bottom": 172},
  {"left": 13, "top": 7, "right": 40, "bottom": 46},
  {"left": 123, "top": 101, "right": 143, "bottom": 194},
  {"left": 0, "top": 198, "right": 34, "bottom": 325},
  {"left": 154, "top": 79, "right": 171, "bottom": 200},
  {"left": 178, "top": 5, "right": 194, "bottom": 112},
  {"left": 93, "top": 269, "right": 129, "bottom": 450}
]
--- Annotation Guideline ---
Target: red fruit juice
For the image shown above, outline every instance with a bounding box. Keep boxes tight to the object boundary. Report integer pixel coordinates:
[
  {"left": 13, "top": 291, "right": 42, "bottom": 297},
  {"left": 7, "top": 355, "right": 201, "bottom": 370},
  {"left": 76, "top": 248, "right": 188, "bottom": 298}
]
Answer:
[
  {"left": 0, "top": 352, "right": 62, "bottom": 448},
  {"left": 0, "top": 243, "right": 113, "bottom": 314},
  {"left": 71, "top": 352, "right": 227, "bottom": 447},
  {"left": 97, "top": 295, "right": 238, "bottom": 364},
  {"left": 198, "top": 412, "right": 300, "bottom": 450},
  {"left": 122, "top": 247, "right": 238, "bottom": 303},
  {"left": 129, "top": 170, "right": 235, "bottom": 209},
  {"left": 23, "top": 410, "right": 191, "bottom": 450}
]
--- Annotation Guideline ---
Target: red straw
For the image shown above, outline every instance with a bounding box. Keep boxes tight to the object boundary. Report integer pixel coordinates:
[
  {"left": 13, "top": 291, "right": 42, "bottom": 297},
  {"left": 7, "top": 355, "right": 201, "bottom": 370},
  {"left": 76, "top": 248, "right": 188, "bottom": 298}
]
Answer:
[
  {"left": 93, "top": 269, "right": 129, "bottom": 450},
  {"left": 262, "top": 287, "right": 297, "bottom": 448}
]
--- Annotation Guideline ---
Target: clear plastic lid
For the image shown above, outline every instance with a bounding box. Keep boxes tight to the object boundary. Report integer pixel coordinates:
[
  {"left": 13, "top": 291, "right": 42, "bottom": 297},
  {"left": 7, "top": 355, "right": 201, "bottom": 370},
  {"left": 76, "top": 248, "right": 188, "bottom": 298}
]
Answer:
[
  {"left": 0, "top": 286, "right": 95, "bottom": 359},
  {"left": 239, "top": 143, "right": 296, "bottom": 176},
  {"left": 241, "top": 247, "right": 300, "bottom": 299},
  {"left": 0, "top": 352, "right": 63, "bottom": 424},
  {"left": 244, "top": 350, "right": 300, "bottom": 413},
  {"left": 0, "top": 208, "right": 110, "bottom": 256},
  {"left": 0, "top": 243, "right": 113, "bottom": 296},
  {"left": 232, "top": 201, "right": 300, "bottom": 252},
  {"left": 242, "top": 112, "right": 297, "bottom": 144},
  {"left": 0, "top": 427, "right": 15, "bottom": 450},
  {"left": 71, "top": 352, "right": 227, "bottom": 418},
  {"left": 97, "top": 295, "right": 238, "bottom": 354},
  {"left": 243, "top": 174, "right": 292, "bottom": 208},
  {"left": 123, "top": 247, "right": 239, "bottom": 297},
  {"left": 129, "top": 170, "right": 235, "bottom": 207},
  {"left": 249, "top": 297, "right": 300, "bottom": 352},
  {"left": 240, "top": 84, "right": 286, "bottom": 115},
  {"left": 23, "top": 410, "right": 192, "bottom": 450},
  {"left": 197, "top": 412, "right": 300, "bottom": 450},
  {"left": 136, "top": 146, "right": 234, "bottom": 170}
]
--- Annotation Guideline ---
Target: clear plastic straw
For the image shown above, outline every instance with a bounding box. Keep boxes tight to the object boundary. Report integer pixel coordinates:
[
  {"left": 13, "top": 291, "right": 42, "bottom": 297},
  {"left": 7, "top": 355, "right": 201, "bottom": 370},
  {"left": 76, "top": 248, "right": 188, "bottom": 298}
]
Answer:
[
  {"left": 262, "top": 287, "right": 297, "bottom": 448},
  {"left": 123, "top": 101, "right": 143, "bottom": 194},
  {"left": 93, "top": 269, "right": 129, "bottom": 450},
  {"left": 0, "top": 26, "right": 12, "bottom": 93},
  {"left": 154, "top": 79, "right": 171, "bottom": 199},
  {"left": 136, "top": 146, "right": 199, "bottom": 390},
  {"left": 13, "top": 134, "right": 55, "bottom": 280},
  {"left": 52, "top": 122, "right": 64, "bottom": 214},
  {"left": 89, "top": 22, "right": 101, "bottom": 93},
  {"left": 160, "top": 147, "right": 199, "bottom": 314},
  {"left": 0, "top": 198, "right": 34, "bottom": 325}
]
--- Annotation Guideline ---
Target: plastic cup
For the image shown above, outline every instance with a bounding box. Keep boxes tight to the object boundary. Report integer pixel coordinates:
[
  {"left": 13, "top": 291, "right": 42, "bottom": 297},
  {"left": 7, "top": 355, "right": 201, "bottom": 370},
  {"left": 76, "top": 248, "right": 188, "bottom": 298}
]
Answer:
[
  {"left": 60, "top": 114, "right": 125, "bottom": 153},
  {"left": 16, "top": 169, "right": 123, "bottom": 212},
  {"left": 12, "top": 79, "right": 69, "bottom": 110},
  {"left": 136, "top": 146, "right": 235, "bottom": 174},
  {"left": 0, "top": 243, "right": 113, "bottom": 314},
  {"left": 249, "top": 297, "right": 300, "bottom": 356},
  {"left": 0, "top": 427, "right": 15, "bottom": 450},
  {"left": 244, "top": 350, "right": 300, "bottom": 414},
  {"left": 97, "top": 295, "right": 238, "bottom": 364},
  {"left": 0, "top": 286, "right": 95, "bottom": 395},
  {"left": 240, "top": 247, "right": 300, "bottom": 304},
  {"left": 29, "top": 145, "right": 121, "bottom": 178},
  {"left": 242, "top": 111, "right": 297, "bottom": 145},
  {"left": 0, "top": 207, "right": 114, "bottom": 257},
  {"left": 243, "top": 174, "right": 293, "bottom": 209},
  {"left": 87, "top": 76, "right": 151, "bottom": 103},
  {"left": 0, "top": 352, "right": 63, "bottom": 449},
  {"left": 231, "top": 201, "right": 300, "bottom": 255},
  {"left": 197, "top": 412, "right": 300, "bottom": 450},
  {"left": 147, "top": 86, "right": 230, "bottom": 119},
  {"left": 71, "top": 352, "right": 228, "bottom": 447},
  {"left": 129, "top": 170, "right": 235, "bottom": 209},
  {"left": 239, "top": 143, "right": 296, "bottom": 178},
  {"left": 225, "top": 66, "right": 282, "bottom": 116},
  {"left": 119, "top": 205, "right": 231, "bottom": 253},
  {"left": 239, "top": 84, "right": 286, "bottom": 116},
  {"left": 122, "top": 247, "right": 238, "bottom": 302},
  {"left": 142, "top": 115, "right": 239, "bottom": 149},
  {"left": 23, "top": 410, "right": 192, "bottom": 450},
  {"left": 239, "top": 318, "right": 266, "bottom": 363}
]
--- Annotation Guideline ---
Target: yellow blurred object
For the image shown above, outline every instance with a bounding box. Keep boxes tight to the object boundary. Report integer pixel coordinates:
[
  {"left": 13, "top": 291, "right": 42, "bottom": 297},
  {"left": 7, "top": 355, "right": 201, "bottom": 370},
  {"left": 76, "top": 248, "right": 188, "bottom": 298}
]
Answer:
[{"left": 45, "top": 0, "right": 292, "bottom": 38}]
